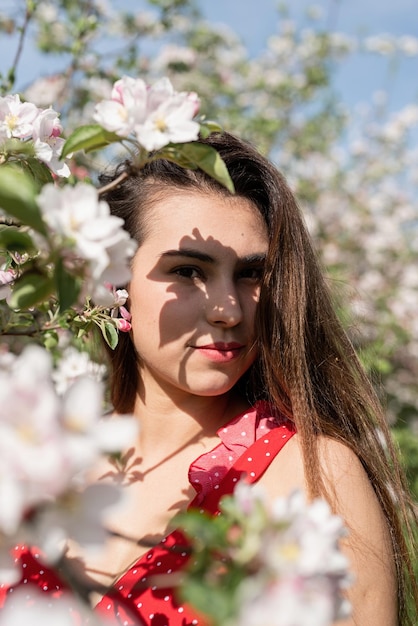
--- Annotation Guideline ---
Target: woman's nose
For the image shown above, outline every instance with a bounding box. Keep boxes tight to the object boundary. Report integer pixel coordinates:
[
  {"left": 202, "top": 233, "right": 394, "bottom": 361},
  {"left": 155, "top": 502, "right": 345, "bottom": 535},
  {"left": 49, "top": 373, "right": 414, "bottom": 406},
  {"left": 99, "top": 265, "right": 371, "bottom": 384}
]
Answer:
[{"left": 205, "top": 281, "right": 243, "bottom": 327}]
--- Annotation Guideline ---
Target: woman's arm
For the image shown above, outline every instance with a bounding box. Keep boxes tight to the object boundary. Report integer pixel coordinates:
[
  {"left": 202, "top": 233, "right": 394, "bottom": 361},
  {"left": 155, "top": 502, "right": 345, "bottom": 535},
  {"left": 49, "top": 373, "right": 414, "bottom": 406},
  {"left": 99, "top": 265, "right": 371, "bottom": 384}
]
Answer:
[{"left": 258, "top": 435, "right": 397, "bottom": 626}]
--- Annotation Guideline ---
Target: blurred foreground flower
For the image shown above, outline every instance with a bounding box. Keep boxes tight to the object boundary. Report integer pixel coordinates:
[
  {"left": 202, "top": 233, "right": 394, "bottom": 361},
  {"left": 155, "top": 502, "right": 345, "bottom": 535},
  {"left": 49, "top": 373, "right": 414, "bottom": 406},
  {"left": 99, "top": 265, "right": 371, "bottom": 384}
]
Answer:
[
  {"left": 0, "top": 344, "right": 138, "bottom": 581},
  {"left": 36, "top": 182, "right": 137, "bottom": 306},
  {"left": 179, "top": 483, "right": 351, "bottom": 626},
  {"left": 0, "top": 587, "right": 105, "bottom": 626}
]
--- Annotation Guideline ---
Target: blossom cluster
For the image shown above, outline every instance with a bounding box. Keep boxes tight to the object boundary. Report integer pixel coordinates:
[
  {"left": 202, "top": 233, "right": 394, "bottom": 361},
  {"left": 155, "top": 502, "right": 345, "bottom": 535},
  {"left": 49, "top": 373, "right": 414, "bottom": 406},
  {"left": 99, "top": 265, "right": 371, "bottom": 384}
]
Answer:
[
  {"left": 0, "top": 94, "right": 70, "bottom": 177},
  {"left": 36, "top": 183, "right": 138, "bottom": 307},
  {"left": 93, "top": 75, "right": 200, "bottom": 151},
  {"left": 181, "top": 482, "right": 351, "bottom": 626},
  {"left": 233, "top": 486, "right": 351, "bottom": 626},
  {"left": 0, "top": 344, "right": 137, "bottom": 582}
]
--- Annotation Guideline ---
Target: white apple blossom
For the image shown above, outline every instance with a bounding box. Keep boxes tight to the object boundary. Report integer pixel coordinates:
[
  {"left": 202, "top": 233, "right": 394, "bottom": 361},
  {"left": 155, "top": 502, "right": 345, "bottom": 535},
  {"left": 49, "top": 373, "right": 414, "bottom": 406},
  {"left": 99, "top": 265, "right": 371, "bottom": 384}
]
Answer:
[
  {"left": 84, "top": 76, "right": 113, "bottom": 100},
  {"left": 61, "top": 375, "right": 138, "bottom": 470},
  {"left": 24, "top": 75, "right": 67, "bottom": 108},
  {"left": 133, "top": 10, "right": 162, "bottom": 35},
  {"left": 135, "top": 83, "right": 200, "bottom": 151},
  {"left": 0, "top": 94, "right": 70, "bottom": 178},
  {"left": 94, "top": 75, "right": 148, "bottom": 136},
  {"left": 364, "top": 34, "right": 397, "bottom": 55},
  {"left": 36, "top": 182, "right": 137, "bottom": 305},
  {"left": 269, "top": 493, "right": 349, "bottom": 579},
  {"left": 0, "top": 346, "right": 71, "bottom": 535},
  {"left": 34, "top": 483, "right": 123, "bottom": 561},
  {"left": 0, "top": 587, "right": 105, "bottom": 626},
  {"left": 0, "top": 345, "right": 137, "bottom": 553},
  {"left": 228, "top": 484, "right": 351, "bottom": 626},
  {"left": 93, "top": 76, "right": 200, "bottom": 151},
  {"left": 34, "top": 2, "right": 59, "bottom": 23},
  {"left": 237, "top": 575, "right": 350, "bottom": 626},
  {"left": 52, "top": 346, "right": 106, "bottom": 396},
  {"left": 153, "top": 44, "right": 197, "bottom": 71},
  {"left": 32, "top": 107, "right": 71, "bottom": 177},
  {"left": 398, "top": 35, "right": 418, "bottom": 56},
  {"left": 0, "top": 94, "right": 39, "bottom": 141}
]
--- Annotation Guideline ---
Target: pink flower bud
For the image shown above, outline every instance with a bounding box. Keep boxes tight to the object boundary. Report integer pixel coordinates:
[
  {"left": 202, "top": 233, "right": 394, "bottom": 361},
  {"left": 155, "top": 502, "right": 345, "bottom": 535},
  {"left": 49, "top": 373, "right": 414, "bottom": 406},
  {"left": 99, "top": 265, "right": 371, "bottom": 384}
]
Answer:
[
  {"left": 116, "top": 318, "right": 132, "bottom": 332},
  {"left": 119, "top": 305, "right": 131, "bottom": 321}
]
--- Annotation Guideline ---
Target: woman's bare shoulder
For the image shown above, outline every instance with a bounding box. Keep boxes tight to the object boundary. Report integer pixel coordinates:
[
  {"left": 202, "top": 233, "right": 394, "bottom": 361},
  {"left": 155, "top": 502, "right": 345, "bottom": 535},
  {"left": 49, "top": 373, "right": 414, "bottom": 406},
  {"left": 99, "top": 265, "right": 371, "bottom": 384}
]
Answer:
[
  {"left": 258, "top": 433, "right": 397, "bottom": 625},
  {"left": 258, "top": 433, "right": 374, "bottom": 498},
  {"left": 258, "top": 433, "right": 392, "bottom": 547}
]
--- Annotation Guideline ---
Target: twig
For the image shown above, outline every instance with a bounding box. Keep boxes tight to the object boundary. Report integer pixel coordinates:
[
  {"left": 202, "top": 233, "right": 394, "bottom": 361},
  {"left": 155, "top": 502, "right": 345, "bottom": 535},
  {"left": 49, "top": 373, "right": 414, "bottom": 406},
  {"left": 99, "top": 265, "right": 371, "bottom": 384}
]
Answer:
[
  {"left": 8, "top": 1, "right": 35, "bottom": 90},
  {"left": 97, "top": 170, "right": 130, "bottom": 196}
]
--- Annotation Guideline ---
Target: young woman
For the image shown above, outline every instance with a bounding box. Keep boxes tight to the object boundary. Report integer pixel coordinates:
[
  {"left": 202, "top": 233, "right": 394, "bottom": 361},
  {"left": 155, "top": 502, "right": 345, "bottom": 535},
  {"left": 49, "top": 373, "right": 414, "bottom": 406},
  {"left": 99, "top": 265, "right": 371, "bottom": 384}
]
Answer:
[{"left": 2, "top": 132, "right": 417, "bottom": 625}]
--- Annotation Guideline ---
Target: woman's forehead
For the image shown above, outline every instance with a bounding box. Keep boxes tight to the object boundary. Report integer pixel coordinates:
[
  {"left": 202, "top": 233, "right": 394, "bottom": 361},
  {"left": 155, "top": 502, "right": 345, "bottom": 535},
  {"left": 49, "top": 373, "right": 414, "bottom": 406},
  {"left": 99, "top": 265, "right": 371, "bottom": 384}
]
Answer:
[
  {"left": 144, "top": 188, "right": 266, "bottom": 236},
  {"left": 134, "top": 189, "right": 268, "bottom": 262}
]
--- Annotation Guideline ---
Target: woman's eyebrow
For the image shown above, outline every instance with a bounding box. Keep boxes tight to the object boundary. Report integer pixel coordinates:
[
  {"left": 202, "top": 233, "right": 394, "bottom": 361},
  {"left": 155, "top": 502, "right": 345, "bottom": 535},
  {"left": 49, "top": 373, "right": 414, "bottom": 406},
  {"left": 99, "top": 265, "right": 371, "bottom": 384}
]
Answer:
[
  {"left": 160, "top": 248, "right": 215, "bottom": 263},
  {"left": 160, "top": 249, "right": 267, "bottom": 264},
  {"left": 239, "top": 254, "right": 266, "bottom": 264}
]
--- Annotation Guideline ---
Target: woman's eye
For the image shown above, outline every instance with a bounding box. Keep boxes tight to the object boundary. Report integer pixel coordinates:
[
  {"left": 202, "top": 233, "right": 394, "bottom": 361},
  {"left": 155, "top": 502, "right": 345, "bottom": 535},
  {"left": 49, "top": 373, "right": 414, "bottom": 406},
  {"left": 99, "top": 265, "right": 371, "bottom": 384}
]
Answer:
[
  {"left": 238, "top": 267, "right": 263, "bottom": 282},
  {"left": 172, "top": 266, "right": 204, "bottom": 281}
]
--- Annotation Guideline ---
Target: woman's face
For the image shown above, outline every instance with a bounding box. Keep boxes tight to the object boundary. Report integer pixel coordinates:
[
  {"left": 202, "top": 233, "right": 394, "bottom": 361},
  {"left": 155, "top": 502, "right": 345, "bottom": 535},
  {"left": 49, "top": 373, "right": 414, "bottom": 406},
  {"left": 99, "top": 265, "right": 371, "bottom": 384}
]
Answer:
[{"left": 128, "top": 188, "right": 269, "bottom": 401}]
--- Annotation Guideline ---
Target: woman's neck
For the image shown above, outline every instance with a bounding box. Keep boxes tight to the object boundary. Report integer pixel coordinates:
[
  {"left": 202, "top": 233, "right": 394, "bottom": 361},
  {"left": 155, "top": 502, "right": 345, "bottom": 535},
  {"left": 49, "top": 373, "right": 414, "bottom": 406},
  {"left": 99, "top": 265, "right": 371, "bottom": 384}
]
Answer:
[{"left": 132, "top": 386, "right": 248, "bottom": 459}]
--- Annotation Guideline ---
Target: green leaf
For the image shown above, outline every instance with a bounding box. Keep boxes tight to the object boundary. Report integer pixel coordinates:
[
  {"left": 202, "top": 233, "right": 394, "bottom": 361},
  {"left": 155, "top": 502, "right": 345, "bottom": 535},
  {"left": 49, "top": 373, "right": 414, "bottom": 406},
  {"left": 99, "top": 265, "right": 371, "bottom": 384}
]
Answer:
[
  {"left": 76, "top": 327, "right": 87, "bottom": 339},
  {"left": 198, "top": 120, "right": 223, "bottom": 139},
  {"left": 0, "top": 165, "right": 47, "bottom": 234},
  {"left": 176, "top": 510, "right": 230, "bottom": 548},
  {"left": 179, "top": 579, "right": 235, "bottom": 625},
  {"left": 102, "top": 321, "right": 119, "bottom": 349},
  {"left": 62, "top": 125, "right": 121, "bottom": 158},
  {"left": 43, "top": 331, "right": 59, "bottom": 350},
  {"left": 0, "top": 225, "right": 36, "bottom": 254},
  {"left": 8, "top": 271, "right": 54, "bottom": 309},
  {"left": 177, "top": 143, "right": 235, "bottom": 193},
  {"left": 55, "top": 257, "right": 81, "bottom": 311},
  {"left": 19, "top": 157, "right": 54, "bottom": 188},
  {"left": 2, "top": 138, "right": 36, "bottom": 158}
]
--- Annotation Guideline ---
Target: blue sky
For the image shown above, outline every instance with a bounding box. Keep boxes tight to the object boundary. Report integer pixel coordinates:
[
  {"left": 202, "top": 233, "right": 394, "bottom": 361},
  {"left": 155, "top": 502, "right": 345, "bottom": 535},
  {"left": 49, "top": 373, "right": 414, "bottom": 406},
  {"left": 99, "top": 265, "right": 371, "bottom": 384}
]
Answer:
[
  {"left": 198, "top": 0, "right": 418, "bottom": 112},
  {"left": 1, "top": 0, "right": 417, "bottom": 113}
]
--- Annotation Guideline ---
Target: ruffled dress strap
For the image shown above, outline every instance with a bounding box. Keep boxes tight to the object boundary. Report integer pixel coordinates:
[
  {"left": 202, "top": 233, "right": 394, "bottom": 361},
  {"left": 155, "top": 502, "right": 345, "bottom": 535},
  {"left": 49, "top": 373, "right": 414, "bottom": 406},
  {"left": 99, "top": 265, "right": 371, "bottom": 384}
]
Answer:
[
  {"left": 197, "top": 416, "right": 295, "bottom": 515},
  {"left": 1, "top": 403, "right": 296, "bottom": 626},
  {"left": 94, "top": 405, "right": 296, "bottom": 625}
]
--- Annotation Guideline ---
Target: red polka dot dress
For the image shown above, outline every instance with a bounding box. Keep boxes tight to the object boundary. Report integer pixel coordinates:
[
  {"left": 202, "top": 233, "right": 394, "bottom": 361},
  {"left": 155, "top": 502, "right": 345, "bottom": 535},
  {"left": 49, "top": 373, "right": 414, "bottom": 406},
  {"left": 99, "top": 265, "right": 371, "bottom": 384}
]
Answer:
[{"left": 0, "top": 402, "right": 296, "bottom": 625}]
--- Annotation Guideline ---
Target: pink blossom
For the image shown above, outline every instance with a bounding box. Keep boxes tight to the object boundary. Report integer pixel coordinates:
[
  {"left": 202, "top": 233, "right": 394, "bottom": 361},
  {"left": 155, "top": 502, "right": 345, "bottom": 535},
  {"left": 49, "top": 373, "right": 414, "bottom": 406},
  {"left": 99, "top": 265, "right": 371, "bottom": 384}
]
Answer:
[
  {"left": 119, "top": 304, "right": 131, "bottom": 321},
  {"left": 32, "top": 107, "right": 71, "bottom": 177},
  {"left": 106, "top": 285, "right": 132, "bottom": 320},
  {"left": 93, "top": 75, "right": 201, "bottom": 151},
  {"left": 116, "top": 318, "right": 132, "bottom": 332},
  {"left": 93, "top": 75, "right": 147, "bottom": 137}
]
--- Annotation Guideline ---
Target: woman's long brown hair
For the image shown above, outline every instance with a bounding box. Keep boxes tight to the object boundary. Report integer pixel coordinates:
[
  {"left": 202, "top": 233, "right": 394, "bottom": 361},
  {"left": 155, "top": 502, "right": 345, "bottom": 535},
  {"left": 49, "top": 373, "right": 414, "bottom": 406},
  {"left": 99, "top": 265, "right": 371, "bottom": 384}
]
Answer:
[{"left": 99, "top": 132, "right": 418, "bottom": 625}]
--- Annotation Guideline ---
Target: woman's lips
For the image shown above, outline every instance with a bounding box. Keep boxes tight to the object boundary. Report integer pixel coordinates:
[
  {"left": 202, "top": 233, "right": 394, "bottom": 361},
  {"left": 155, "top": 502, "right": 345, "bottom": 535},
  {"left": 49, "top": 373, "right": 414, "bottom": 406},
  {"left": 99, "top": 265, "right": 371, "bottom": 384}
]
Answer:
[{"left": 194, "top": 342, "right": 244, "bottom": 363}]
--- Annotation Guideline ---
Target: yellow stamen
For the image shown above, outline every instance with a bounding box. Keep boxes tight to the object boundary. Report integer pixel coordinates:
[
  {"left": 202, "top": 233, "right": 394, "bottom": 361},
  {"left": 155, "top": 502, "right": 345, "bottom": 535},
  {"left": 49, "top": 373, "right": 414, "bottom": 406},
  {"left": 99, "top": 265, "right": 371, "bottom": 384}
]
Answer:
[{"left": 154, "top": 117, "right": 168, "bottom": 132}]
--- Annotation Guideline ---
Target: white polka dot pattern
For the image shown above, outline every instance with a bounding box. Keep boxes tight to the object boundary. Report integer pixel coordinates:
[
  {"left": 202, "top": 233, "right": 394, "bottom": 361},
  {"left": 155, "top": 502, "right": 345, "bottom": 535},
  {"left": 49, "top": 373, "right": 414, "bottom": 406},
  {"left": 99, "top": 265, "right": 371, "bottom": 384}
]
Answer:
[{"left": 0, "top": 401, "right": 295, "bottom": 626}]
